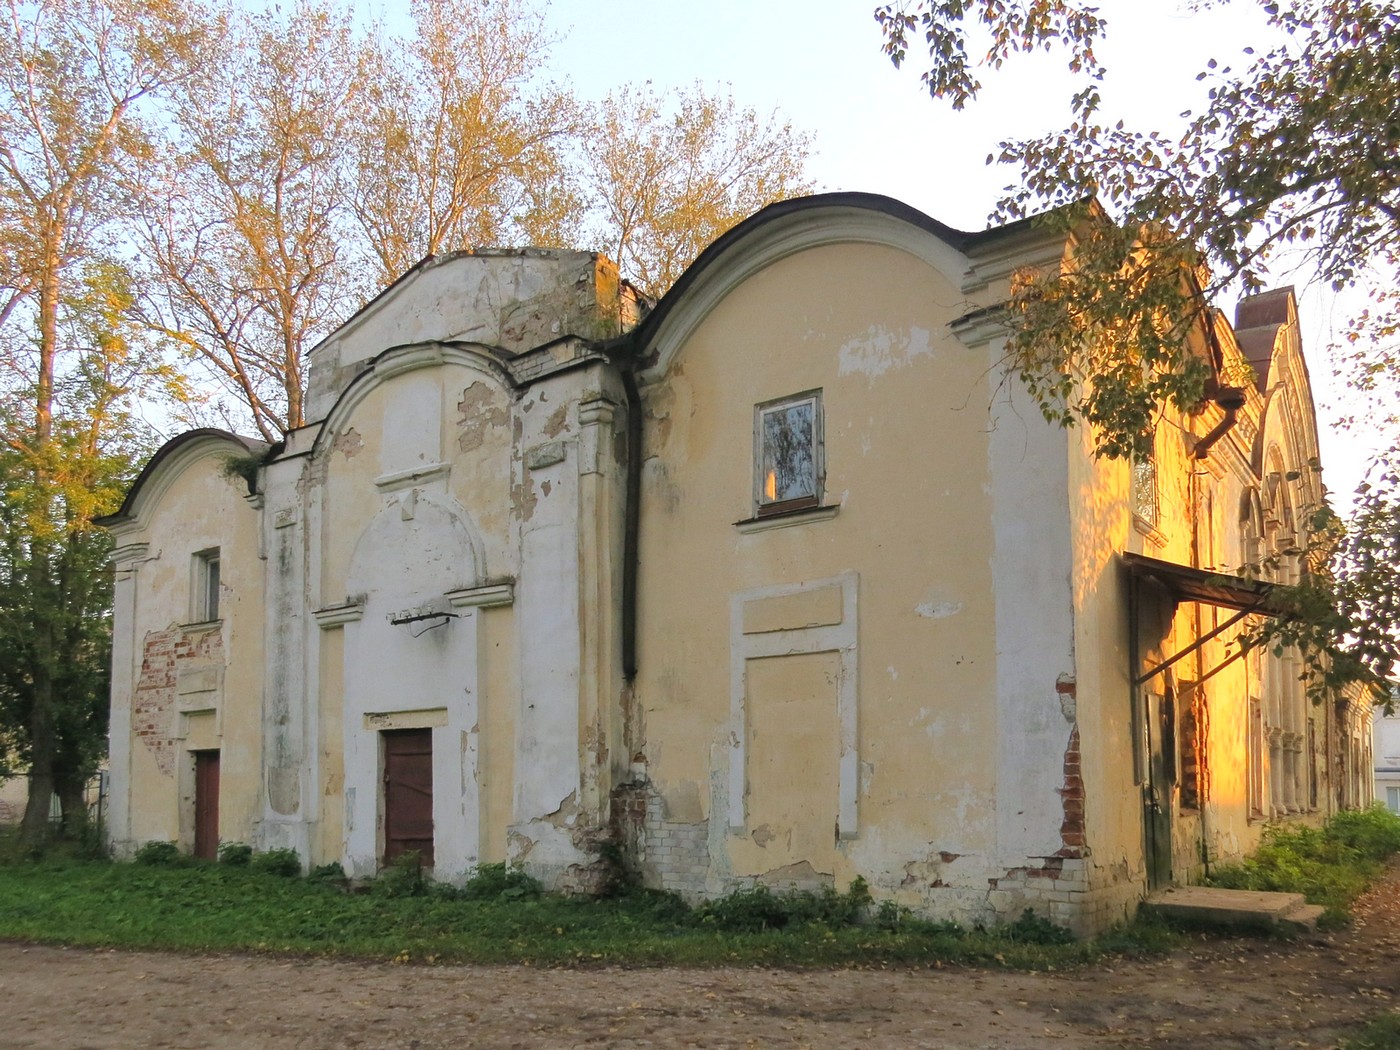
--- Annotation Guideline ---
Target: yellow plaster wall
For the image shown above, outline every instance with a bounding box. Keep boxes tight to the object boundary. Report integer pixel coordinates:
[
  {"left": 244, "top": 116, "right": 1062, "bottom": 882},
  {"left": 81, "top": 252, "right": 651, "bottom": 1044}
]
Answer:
[
  {"left": 637, "top": 240, "right": 1002, "bottom": 880},
  {"left": 122, "top": 447, "right": 264, "bottom": 850},
  {"left": 315, "top": 628, "right": 345, "bottom": 865},
  {"left": 478, "top": 604, "right": 517, "bottom": 863},
  {"left": 1067, "top": 313, "right": 1321, "bottom": 895}
]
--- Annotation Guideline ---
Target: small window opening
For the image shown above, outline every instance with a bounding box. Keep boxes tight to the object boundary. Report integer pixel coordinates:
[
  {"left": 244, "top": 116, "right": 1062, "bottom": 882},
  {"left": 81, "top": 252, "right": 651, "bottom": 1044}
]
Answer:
[
  {"left": 1132, "top": 457, "right": 1159, "bottom": 529},
  {"left": 755, "top": 391, "right": 823, "bottom": 516},
  {"left": 192, "top": 548, "right": 221, "bottom": 623}
]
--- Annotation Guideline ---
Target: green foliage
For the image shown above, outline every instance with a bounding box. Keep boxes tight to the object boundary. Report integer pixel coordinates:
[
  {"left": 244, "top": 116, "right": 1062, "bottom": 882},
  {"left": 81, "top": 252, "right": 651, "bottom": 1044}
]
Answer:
[
  {"left": 219, "top": 452, "right": 268, "bottom": 495},
  {"left": 217, "top": 842, "right": 252, "bottom": 866},
  {"left": 250, "top": 848, "right": 303, "bottom": 878},
  {"left": 370, "top": 851, "right": 428, "bottom": 898},
  {"left": 0, "top": 857, "right": 1174, "bottom": 968},
  {"left": 460, "top": 862, "right": 542, "bottom": 901},
  {"left": 1207, "top": 806, "right": 1400, "bottom": 919},
  {"left": 1341, "top": 1011, "right": 1400, "bottom": 1050},
  {"left": 694, "top": 877, "right": 874, "bottom": 932},
  {"left": 998, "top": 908, "right": 1076, "bottom": 946},
  {"left": 0, "top": 0, "right": 204, "bottom": 843},
  {"left": 1322, "top": 806, "right": 1400, "bottom": 863},
  {"left": 133, "top": 841, "right": 182, "bottom": 867},
  {"left": 307, "top": 861, "right": 347, "bottom": 886}
]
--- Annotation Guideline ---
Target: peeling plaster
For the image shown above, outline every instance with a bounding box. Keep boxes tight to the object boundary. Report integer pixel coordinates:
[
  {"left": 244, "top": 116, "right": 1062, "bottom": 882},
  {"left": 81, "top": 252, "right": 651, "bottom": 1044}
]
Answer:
[
  {"left": 915, "top": 595, "right": 962, "bottom": 619},
  {"left": 756, "top": 860, "right": 829, "bottom": 885},
  {"left": 133, "top": 625, "right": 225, "bottom": 777},
  {"left": 837, "top": 324, "right": 933, "bottom": 380},
  {"left": 543, "top": 403, "right": 569, "bottom": 439},
  {"left": 333, "top": 427, "right": 363, "bottom": 458},
  {"left": 456, "top": 382, "right": 508, "bottom": 453}
]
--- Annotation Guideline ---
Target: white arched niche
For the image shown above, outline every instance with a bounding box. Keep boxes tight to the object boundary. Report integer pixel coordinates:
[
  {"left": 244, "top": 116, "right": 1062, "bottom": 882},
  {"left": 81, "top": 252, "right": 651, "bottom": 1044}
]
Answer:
[{"left": 339, "top": 490, "right": 484, "bottom": 880}]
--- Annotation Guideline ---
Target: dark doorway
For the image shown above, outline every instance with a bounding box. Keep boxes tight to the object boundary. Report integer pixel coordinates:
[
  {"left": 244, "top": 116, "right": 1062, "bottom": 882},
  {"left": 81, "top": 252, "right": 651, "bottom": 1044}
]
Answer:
[
  {"left": 1143, "top": 688, "right": 1176, "bottom": 890},
  {"left": 193, "top": 750, "right": 220, "bottom": 860},
  {"left": 383, "top": 729, "right": 434, "bottom": 868}
]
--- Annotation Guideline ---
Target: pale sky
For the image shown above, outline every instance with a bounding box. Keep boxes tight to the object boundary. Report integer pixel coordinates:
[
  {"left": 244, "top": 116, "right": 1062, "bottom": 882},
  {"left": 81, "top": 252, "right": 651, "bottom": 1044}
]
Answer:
[{"left": 390, "top": 0, "right": 1380, "bottom": 502}]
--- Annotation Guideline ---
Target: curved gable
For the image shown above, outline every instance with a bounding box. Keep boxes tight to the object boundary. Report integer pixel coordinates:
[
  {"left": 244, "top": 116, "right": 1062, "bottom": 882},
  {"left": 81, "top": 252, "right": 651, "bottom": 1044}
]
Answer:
[
  {"left": 96, "top": 429, "right": 266, "bottom": 534},
  {"left": 310, "top": 341, "right": 515, "bottom": 461},
  {"left": 633, "top": 193, "right": 1001, "bottom": 379}
]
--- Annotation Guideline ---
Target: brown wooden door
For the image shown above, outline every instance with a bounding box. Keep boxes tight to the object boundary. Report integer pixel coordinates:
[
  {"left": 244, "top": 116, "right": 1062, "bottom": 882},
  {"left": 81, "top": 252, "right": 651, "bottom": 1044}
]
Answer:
[
  {"left": 193, "top": 751, "right": 220, "bottom": 860},
  {"left": 383, "top": 729, "right": 434, "bottom": 868}
]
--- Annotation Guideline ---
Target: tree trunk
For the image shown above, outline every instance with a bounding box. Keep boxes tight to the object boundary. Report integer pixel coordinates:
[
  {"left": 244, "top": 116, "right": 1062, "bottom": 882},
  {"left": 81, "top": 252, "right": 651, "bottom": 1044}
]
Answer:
[
  {"left": 57, "top": 772, "right": 90, "bottom": 840},
  {"left": 19, "top": 619, "right": 56, "bottom": 843},
  {"left": 19, "top": 240, "right": 63, "bottom": 844}
]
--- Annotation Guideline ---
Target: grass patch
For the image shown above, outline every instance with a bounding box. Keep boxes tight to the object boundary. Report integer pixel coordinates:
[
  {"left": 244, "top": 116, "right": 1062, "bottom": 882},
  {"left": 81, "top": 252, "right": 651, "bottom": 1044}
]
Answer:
[
  {"left": 1206, "top": 806, "right": 1400, "bottom": 923},
  {"left": 1340, "top": 1011, "right": 1400, "bottom": 1050},
  {"left": 0, "top": 853, "right": 1177, "bottom": 969}
]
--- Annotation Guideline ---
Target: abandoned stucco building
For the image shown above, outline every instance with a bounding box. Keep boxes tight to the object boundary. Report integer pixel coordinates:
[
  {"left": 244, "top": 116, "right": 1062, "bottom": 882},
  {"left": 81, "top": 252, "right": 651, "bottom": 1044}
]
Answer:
[{"left": 99, "top": 193, "right": 1372, "bottom": 933}]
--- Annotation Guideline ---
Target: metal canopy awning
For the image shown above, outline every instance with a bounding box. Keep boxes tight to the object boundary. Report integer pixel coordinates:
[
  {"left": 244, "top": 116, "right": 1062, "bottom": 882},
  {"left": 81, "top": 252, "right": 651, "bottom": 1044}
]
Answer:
[
  {"left": 1122, "top": 551, "right": 1289, "bottom": 615},
  {"left": 1123, "top": 552, "right": 1293, "bottom": 689}
]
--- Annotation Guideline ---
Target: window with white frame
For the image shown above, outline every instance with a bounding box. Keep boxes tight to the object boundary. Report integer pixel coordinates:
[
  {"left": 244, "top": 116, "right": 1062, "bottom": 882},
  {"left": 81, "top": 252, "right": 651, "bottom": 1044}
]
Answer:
[
  {"left": 1387, "top": 786, "right": 1400, "bottom": 815},
  {"left": 192, "top": 548, "right": 221, "bottom": 623},
  {"left": 754, "top": 391, "right": 823, "bottom": 516}
]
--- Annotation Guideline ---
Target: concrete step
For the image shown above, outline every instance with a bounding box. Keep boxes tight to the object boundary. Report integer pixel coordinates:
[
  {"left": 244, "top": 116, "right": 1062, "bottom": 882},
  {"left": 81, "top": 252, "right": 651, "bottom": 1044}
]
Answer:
[
  {"left": 1278, "top": 900, "right": 1327, "bottom": 934},
  {"left": 1143, "top": 885, "right": 1322, "bottom": 934}
]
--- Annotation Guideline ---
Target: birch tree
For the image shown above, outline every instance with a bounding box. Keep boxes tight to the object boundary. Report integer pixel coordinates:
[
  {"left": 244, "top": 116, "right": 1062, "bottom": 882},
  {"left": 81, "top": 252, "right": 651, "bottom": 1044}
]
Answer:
[
  {"left": 137, "top": 0, "right": 362, "bottom": 439},
  {"left": 0, "top": 0, "right": 200, "bottom": 840},
  {"left": 349, "top": 0, "right": 579, "bottom": 284},
  {"left": 583, "top": 83, "right": 816, "bottom": 297}
]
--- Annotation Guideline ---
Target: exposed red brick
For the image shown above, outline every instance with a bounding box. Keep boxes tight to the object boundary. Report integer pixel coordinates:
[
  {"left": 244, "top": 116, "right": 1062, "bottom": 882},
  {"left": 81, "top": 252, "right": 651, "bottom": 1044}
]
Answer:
[
  {"left": 132, "top": 625, "right": 225, "bottom": 777},
  {"left": 1055, "top": 725, "right": 1085, "bottom": 859}
]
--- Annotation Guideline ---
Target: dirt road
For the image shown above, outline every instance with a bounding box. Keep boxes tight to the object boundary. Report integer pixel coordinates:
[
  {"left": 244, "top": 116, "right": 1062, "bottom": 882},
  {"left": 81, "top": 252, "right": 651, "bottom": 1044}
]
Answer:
[{"left": 3, "top": 870, "right": 1399, "bottom": 1049}]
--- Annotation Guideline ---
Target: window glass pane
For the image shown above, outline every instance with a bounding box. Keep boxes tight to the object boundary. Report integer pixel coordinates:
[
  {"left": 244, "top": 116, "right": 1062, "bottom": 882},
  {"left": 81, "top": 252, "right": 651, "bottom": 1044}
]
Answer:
[
  {"left": 1132, "top": 459, "right": 1159, "bottom": 527},
  {"left": 205, "top": 556, "right": 220, "bottom": 621},
  {"left": 761, "top": 401, "right": 816, "bottom": 503},
  {"left": 1388, "top": 786, "right": 1400, "bottom": 814}
]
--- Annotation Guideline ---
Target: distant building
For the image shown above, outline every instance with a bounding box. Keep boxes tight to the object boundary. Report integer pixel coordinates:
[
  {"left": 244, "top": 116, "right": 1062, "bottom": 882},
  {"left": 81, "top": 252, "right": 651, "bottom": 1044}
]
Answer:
[
  {"left": 1374, "top": 688, "right": 1400, "bottom": 813},
  {"left": 99, "top": 193, "right": 1371, "bottom": 934}
]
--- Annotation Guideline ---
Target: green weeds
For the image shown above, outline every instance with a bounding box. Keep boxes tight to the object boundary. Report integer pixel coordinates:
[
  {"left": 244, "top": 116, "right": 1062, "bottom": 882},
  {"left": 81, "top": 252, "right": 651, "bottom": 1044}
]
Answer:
[
  {"left": 217, "top": 842, "right": 252, "bottom": 866},
  {"left": 8, "top": 807, "right": 1398, "bottom": 969},
  {"left": 250, "top": 848, "right": 303, "bottom": 878},
  {"left": 1340, "top": 1011, "right": 1400, "bottom": 1050},
  {"left": 1207, "top": 806, "right": 1400, "bottom": 922},
  {"left": 0, "top": 852, "right": 1169, "bottom": 969}
]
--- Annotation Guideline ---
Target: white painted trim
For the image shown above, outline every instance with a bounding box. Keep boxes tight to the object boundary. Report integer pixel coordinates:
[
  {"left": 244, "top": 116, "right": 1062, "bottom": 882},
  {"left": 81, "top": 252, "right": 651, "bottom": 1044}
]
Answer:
[
  {"left": 313, "top": 601, "right": 366, "bottom": 628},
  {"left": 374, "top": 462, "right": 450, "bottom": 493},
  {"left": 727, "top": 572, "right": 860, "bottom": 837},
  {"left": 445, "top": 583, "right": 515, "bottom": 609},
  {"left": 734, "top": 505, "right": 840, "bottom": 534},
  {"left": 374, "top": 343, "right": 445, "bottom": 380},
  {"left": 109, "top": 542, "right": 152, "bottom": 566},
  {"left": 103, "top": 434, "right": 255, "bottom": 538},
  {"left": 314, "top": 343, "right": 509, "bottom": 461},
  {"left": 363, "top": 708, "right": 448, "bottom": 731}
]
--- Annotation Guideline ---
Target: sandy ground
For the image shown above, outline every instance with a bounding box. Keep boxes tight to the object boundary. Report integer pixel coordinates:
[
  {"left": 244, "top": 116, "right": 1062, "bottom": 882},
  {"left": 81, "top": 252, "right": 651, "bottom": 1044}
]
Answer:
[{"left": 3, "top": 869, "right": 1399, "bottom": 1050}]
